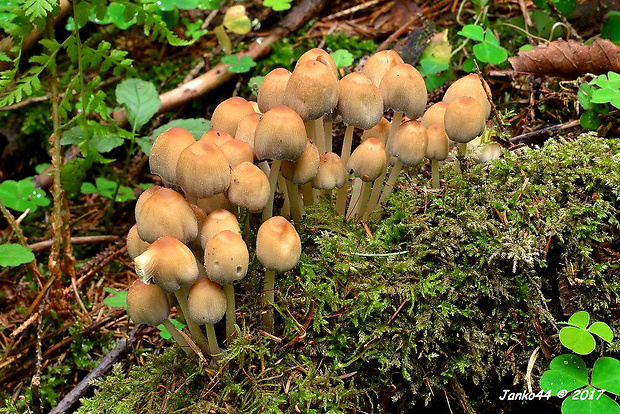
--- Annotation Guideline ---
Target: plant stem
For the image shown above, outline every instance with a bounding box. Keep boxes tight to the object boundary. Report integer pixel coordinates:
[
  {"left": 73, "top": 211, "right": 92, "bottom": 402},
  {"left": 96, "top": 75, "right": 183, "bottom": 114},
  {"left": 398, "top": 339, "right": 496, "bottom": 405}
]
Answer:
[
  {"left": 457, "top": 143, "right": 468, "bottom": 172},
  {"left": 346, "top": 177, "right": 363, "bottom": 219},
  {"left": 161, "top": 319, "right": 193, "bottom": 356},
  {"left": 301, "top": 182, "right": 315, "bottom": 206},
  {"left": 286, "top": 180, "right": 303, "bottom": 222},
  {"left": 350, "top": 181, "right": 372, "bottom": 222},
  {"left": 335, "top": 178, "right": 349, "bottom": 216},
  {"left": 262, "top": 160, "right": 281, "bottom": 222},
  {"left": 388, "top": 111, "right": 403, "bottom": 142},
  {"left": 262, "top": 269, "right": 276, "bottom": 333},
  {"left": 278, "top": 175, "right": 290, "bottom": 218},
  {"left": 313, "top": 118, "right": 325, "bottom": 154},
  {"left": 223, "top": 284, "right": 236, "bottom": 341},
  {"left": 363, "top": 169, "right": 387, "bottom": 220},
  {"left": 324, "top": 120, "right": 332, "bottom": 153}
]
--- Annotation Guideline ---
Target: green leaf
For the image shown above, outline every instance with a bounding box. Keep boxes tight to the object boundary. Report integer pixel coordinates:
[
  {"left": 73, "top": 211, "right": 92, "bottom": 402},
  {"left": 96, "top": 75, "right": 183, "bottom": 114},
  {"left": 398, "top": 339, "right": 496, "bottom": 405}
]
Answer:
[
  {"left": 263, "top": 0, "right": 292, "bottom": 12},
  {"left": 248, "top": 76, "right": 264, "bottom": 94},
  {"left": 103, "top": 287, "right": 127, "bottom": 309},
  {"left": 540, "top": 354, "right": 589, "bottom": 395},
  {"left": 461, "top": 57, "right": 475, "bottom": 73},
  {"left": 561, "top": 388, "right": 620, "bottom": 414},
  {"left": 0, "top": 179, "right": 50, "bottom": 212},
  {"left": 580, "top": 110, "right": 601, "bottom": 130},
  {"left": 105, "top": 2, "right": 136, "bottom": 30},
  {"left": 560, "top": 326, "right": 596, "bottom": 355},
  {"left": 601, "top": 11, "right": 620, "bottom": 45},
  {"left": 588, "top": 321, "right": 614, "bottom": 344},
  {"left": 222, "top": 55, "right": 257, "bottom": 74},
  {"left": 80, "top": 182, "right": 97, "bottom": 195},
  {"left": 35, "top": 163, "right": 50, "bottom": 174},
  {"left": 0, "top": 244, "right": 35, "bottom": 267},
  {"left": 223, "top": 5, "right": 251, "bottom": 35},
  {"left": 157, "top": 318, "right": 185, "bottom": 340},
  {"left": 568, "top": 311, "right": 590, "bottom": 329},
  {"left": 458, "top": 24, "right": 485, "bottom": 42},
  {"left": 330, "top": 49, "right": 354, "bottom": 69},
  {"left": 591, "top": 357, "right": 620, "bottom": 395},
  {"left": 116, "top": 78, "right": 161, "bottom": 132},
  {"left": 579, "top": 83, "right": 592, "bottom": 109},
  {"left": 419, "top": 58, "right": 450, "bottom": 76},
  {"left": 472, "top": 42, "right": 508, "bottom": 65}
]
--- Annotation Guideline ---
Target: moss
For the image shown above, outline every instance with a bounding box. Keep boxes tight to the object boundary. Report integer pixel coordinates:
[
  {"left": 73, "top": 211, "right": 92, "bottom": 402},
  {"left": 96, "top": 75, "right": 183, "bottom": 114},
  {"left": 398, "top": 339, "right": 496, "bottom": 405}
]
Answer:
[{"left": 78, "top": 133, "right": 620, "bottom": 413}]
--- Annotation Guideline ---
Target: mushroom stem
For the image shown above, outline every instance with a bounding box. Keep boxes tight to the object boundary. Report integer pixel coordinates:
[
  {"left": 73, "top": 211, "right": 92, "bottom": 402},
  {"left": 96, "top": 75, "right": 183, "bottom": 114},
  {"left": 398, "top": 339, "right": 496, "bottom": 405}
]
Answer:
[
  {"left": 223, "top": 284, "right": 236, "bottom": 341},
  {"left": 349, "top": 180, "right": 372, "bottom": 222},
  {"left": 363, "top": 168, "right": 387, "bottom": 220},
  {"left": 161, "top": 319, "right": 193, "bottom": 356},
  {"left": 457, "top": 143, "right": 467, "bottom": 172},
  {"left": 324, "top": 120, "right": 333, "bottom": 153},
  {"left": 173, "top": 288, "right": 211, "bottom": 355},
  {"left": 431, "top": 159, "right": 440, "bottom": 189},
  {"left": 262, "top": 159, "right": 282, "bottom": 222},
  {"left": 278, "top": 175, "right": 290, "bottom": 217},
  {"left": 262, "top": 269, "right": 276, "bottom": 333},
  {"left": 258, "top": 160, "right": 270, "bottom": 176},
  {"left": 314, "top": 118, "right": 326, "bottom": 154},
  {"left": 340, "top": 125, "right": 355, "bottom": 166},
  {"left": 301, "top": 182, "right": 315, "bottom": 206},
  {"left": 286, "top": 180, "right": 304, "bottom": 222},
  {"left": 335, "top": 178, "right": 349, "bottom": 216},
  {"left": 388, "top": 111, "right": 403, "bottom": 141},
  {"left": 379, "top": 160, "right": 404, "bottom": 203},
  {"left": 205, "top": 323, "right": 222, "bottom": 358},
  {"left": 346, "top": 178, "right": 363, "bottom": 219}
]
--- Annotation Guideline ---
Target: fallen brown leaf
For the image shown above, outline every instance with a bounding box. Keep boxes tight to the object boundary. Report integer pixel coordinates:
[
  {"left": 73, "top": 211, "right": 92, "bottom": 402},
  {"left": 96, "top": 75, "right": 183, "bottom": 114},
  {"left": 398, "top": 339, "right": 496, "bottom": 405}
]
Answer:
[{"left": 509, "top": 38, "right": 620, "bottom": 78}]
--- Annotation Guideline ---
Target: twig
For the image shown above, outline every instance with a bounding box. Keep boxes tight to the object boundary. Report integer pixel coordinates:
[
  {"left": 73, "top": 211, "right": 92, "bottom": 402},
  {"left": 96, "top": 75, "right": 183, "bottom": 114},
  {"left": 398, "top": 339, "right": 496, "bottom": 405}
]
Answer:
[
  {"left": 28, "top": 235, "right": 120, "bottom": 252},
  {"left": 509, "top": 119, "right": 581, "bottom": 145},
  {"left": 517, "top": 0, "right": 533, "bottom": 27},
  {"left": 324, "top": 0, "right": 383, "bottom": 21},
  {"left": 49, "top": 325, "right": 145, "bottom": 414},
  {"left": 473, "top": 60, "right": 508, "bottom": 139},
  {"left": 376, "top": 14, "right": 421, "bottom": 51},
  {"left": 30, "top": 300, "right": 46, "bottom": 414},
  {"left": 545, "top": 0, "right": 582, "bottom": 41},
  {"left": 0, "top": 94, "right": 52, "bottom": 111}
]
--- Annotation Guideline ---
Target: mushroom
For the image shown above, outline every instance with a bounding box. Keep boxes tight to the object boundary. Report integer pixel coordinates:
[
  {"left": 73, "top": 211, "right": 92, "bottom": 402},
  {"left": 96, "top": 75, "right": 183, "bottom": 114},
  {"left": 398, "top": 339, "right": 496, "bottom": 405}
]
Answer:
[
  {"left": 227, "top": 161, "right": 270, "bottom": 214},
  {"left": 361, "top": 50, "right": 404, "bottom": 88},
  {"left": 425, "top": 125, "right": 449, "bottom": 188},
  {"left": 204, "top": 230, "right": 249, "bottom": 340},
  {"left": 442, "top": 73, "right": 492, "bottom": 119},
  {"left": 296, "top": 48, "right": 339, "bottom": 79},
  {"left": 312, "top": 152, "right": 348, "bottom": 198},
  {"left": 196, "top": 193, "right": 233, "bottom": 215},
  {"left": 253, "top": 105, "right": 307, "bottom": 222},
  {"left": 176, "top": 140, "right": 230, "bottom": 200},
  {"left": 257, "top": 68, "right": 292, "bottom": 113},
  {"left": 220, "top": 139, "right": 254, "bottom": 168},
  {"left": 256, "top": 216, "right": 301, "bottom": 333},
  {"left": 444, "top": 96, "right": 486, "bottom": 169},
  {"left": 210, "top": 96, "right": 256, "bottom": 136},
  {"left": 345, "top": 138, "right": 387, "bottom": 221},
  {"left": 136, "top": 187, "right": 198, "bottom": 244},
  {"left": 127, "top": 224, "right": 150, "bottom": 260},
  {"left": 149, "top": 127, "right": 196, "bottom": 187},
  {"left": 187, "top": 278, "right": 227, "bottom": 357},
  {"left": 200, "top": 129, "right": 233, "bottom": 147},
  {"left": 361, "top": 117, "right": 391, "bottom": 146},
  {"left": 200, "top": 208, "right": 241, "bottom": 249},
  {"left": 234, "top": 113, "right": 262, "bottom": 149}
]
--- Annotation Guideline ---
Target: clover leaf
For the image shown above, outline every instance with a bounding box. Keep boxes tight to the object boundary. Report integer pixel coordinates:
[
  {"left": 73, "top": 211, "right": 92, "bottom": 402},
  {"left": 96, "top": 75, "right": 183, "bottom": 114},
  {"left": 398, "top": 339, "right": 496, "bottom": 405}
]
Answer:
[
  {"left": 330, "top": 49, "right": 354, "bottom": 69},
  {"left": 81, "top": 177, "right": 136, "bottom": 202},
  {"left": 540, "top": 354, "right": 589, "bottom": 395},
  {"left": 0, "top": 244, "right": 35, "bottom": 267},
  {"left": 103, "top": 287, "right": 128, "bottom": 309},
  {"left": 0, "top": 179, "right": 50, "bottom": 213},
  {"left": 222, "top": 55, "right": 257, "bottom": 73},
  {"left": 263, "top": 0, "right": 292, "bottom": 12}
]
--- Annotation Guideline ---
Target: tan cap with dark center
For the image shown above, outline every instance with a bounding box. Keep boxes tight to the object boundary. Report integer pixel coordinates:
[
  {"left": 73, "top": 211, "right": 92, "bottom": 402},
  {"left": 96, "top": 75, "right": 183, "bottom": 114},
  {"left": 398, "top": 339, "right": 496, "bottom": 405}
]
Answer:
[
  {"left": 176, "top": 140, "right": 231, "bottom": 199},
  {"left": 258, "top": 68, "right": 292, "bottom": 113},
  {"left": 228, "top": 162, "right": 270, "bottom": 212},
  {"left": 211, "top": 96, "right": 256, "bottom": 136},
  {"left": 281, "top": 141, "right": 320, "bottom": 185},
  {"left": 444, "top": 96, "right": 485, "bottom": 144},
  {"left": 284, "top": 60, "right": 339, "bottom": 122},
  {"left": 337, "top": 72, "right": 383, "bottom": 130},
  {"left": 361, "top": 50, "right": 404, "bottom": 87},
  {"left": 149, "top": 127, "right": 196, "bottom": 187},
  {"left": 256, "top": 216, "right": 301, "bottom": 272},
  {"left": 254, "top": 105, "right": 307, "bottom": 162},
  {"left": 204, "top": 230, "right": 249, "bottom": 285},
  {"left": 126, "top": 280, "right": 170, "bottom": 326},
  {"left": 187, "top": 278, "right": 227, "bottom": 325},
  {"left": 136, "top": 188, "right": 198, "bottom": 244}
]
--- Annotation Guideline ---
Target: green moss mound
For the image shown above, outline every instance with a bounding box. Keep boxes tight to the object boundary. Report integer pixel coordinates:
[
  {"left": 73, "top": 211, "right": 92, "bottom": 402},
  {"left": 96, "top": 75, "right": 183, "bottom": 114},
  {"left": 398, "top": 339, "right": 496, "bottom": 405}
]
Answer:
[{"left": 79, "top": 133, "right": 620, "bottom": 413}]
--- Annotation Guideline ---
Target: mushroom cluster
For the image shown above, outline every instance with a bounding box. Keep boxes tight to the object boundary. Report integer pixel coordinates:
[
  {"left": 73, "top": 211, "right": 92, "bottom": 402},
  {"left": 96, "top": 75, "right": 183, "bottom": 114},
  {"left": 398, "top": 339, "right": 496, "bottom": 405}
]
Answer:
[{"left": 124, "top": 47, "right": 495, "bottom": 361}]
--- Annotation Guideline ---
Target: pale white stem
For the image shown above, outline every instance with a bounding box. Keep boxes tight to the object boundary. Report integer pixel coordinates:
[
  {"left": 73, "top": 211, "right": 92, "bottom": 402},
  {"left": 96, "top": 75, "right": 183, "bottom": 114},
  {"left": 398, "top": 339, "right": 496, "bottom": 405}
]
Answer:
[
  {"left": 388, "top": 111, "right": 404, "bottom": 142},
  {"left": 457, "top": 143, "right": 467, "bottom": 172},
  {"left": 278, "top": 175, "right": 290, "bottom": 218},
  {"left": 340, "top": 125, "right": 355, "bottom": 166},
  {"left": 351, "top": 181, "right": 372, "bottom": 222},
  {"left": 258, "top": 160, "right": 270, "bottom": 176},
  {"left": 346, "top": 178, "right": 363, "bottom": 219},
  {"left": 205, "top": 323, "right": 222, "bottom": 358},
  {"left": 286, "top": 180, "right": 303, "bottom": 222},
  {"left": 262, "top": 159, "right": 282, "bottom": 222},
  {"left": 262, "top": 269, "right": 276, "bottom": 333},
  {"left": 379, "top": 160, "right": 403, "bottom": 203},
  {"left": 174, "top": 287, "right": 210, "bottom": 355},
  {"left": 223, "top": 284, "right": 236, "bottom": 341},
  {"left": 362, "top": 170, "right": 388, "bottom": 220},
  {"left": 301, "top": 182, "right": 315, "bottom": 206},
  {"left": 324, "top": 120, "right": 333, "bottom": 153},
  {"left": 161, "top": 319, "right": 193, "bottom": 356},
  {"left": 314, "top": 118, "right": 326, "bottom": 154},
  {"left": 335, "top": 178, "right": 350, "bottom": 216}
]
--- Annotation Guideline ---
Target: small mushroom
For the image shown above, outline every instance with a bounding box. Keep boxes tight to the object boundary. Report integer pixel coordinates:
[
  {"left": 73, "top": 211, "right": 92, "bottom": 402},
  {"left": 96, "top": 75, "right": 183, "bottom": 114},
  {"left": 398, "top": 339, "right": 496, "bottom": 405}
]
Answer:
[
  {"left": 126, "top": 224, "right": 150, "bottom": 260},
  {"left": 200, "top": 208, "right": 241, "bottom": 249},
  {"left": 444, "top": 96, "right": 486, "bottom": 168},
  {"left": 257, "top": 68, "right": 291, "bottom": 113},
  {"left": 442, "top": 73, "right": 492, "bottom": 119},
  {"left": 149, "top": 127, "right": 196, "bottom": 187},
  {"left": 361, "top": 50, "right": 404, "bottom": 87},
  {"left": 200, "top": 129, "right": 233, "bottom": 147},
  {"left": 227, "top": 162, "right": 270, "bottom": 213},
  {"left": 281, "top": 141, "right": 320, "bottom": 220},
  {"left": 176, "top": 140, "right": 230, "bottom": 199},
  {"left": 211, "top": 96, "right": 256, "bottom": 136},
  {"left": 425, "top": 125, "right": 449, "bottom": 188},
  {"left": 345, "top": 138, "right": 387, "bottom": 221},
  {"left": 220, "top": 139, "right": 254, "bottom": 168},
  {"left": 187, "top": 278, "right": 227, "bottom": 357},
  {"left": 136, "top": 187, "right": 198, "bottom": 244}
]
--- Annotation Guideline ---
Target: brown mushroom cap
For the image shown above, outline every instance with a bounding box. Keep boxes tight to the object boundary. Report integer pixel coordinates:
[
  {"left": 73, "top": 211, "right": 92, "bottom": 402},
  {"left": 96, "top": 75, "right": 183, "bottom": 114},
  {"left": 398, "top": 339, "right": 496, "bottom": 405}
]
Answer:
[
  {"left": 234, "top": 113, "right": 262, "bottom": 148},
  {"left": 361, "top": 117, "right": 391, "bottom": 146},
  {"left": 388, "top": 120, "right": 428, "bottom": 166},
  {"left": 337, "top": 72, "right": 383, "bottom": 130},
  {"left": 380, "top": 63, "right": 427, "bottom": 119},
  {"left": 188, "top": 202, "right": 208, "bottom": 250},
  {"left": 256, "top": 216, "right": 301, "bottom": 272},
  {"left": 361, "top": 50, "right": 404, "bottom": 87},
  {"left": 425, "top": 125, "right": 449, "bottom": 161},
  {"left": 281, "top": 141, "right": 320, "bottom": 185},
  {"left": 211, "top": 96, "right": 256, "bottom": 137},
  {"left": 257, "top": 68, "right": 292, "bottom": 113},
  {"left": 176, "top": 140, "right": 231, "bottom": 199},
  {"left": 200, "top": 129, "right": 233, "bottom": 147},
  {"left": 348, "top": 138, "right": 387, "bottom": 182},
  {"left": 284, "top": 60, "right": 339, "bottom": 122},
  {"left": 126, "top": 280, "right": 170, "bottom": 326},
  {"left": 297, "top": 48, "right": 338, "bottom": 78},
  {"left": 136, "top": 188, "right": 198, "bottom": 244},
  {"left": 253, "top": 105, "right": 307, "bottom": 162},
  {"left": 443, "top": 96, "right": 485, "bottom": 144},
  {"left": 204, "top": 230, "right": 249, "bottom": 285},
  {"left": 196, "top": 193, "right": 232, "bottom": 214},
  {"left": 220, "top": 139, "right": 254, "bottom": 167},
  {"left": 442, "top": 73, "right": 492, "bottom": 119},
  {"left": 312, "top": 152, "right": 348, "bottom": 190},
  {"left": 200, "top": 208, "right": 241, "bottom": 249},
  {"left": 149, "top": 127, "right": 196, "bottom": 187},
  {"left": 187, "top": 278, "right": 227, "bottom": 325},
  {"left": 127, "top": 224, "right": 151, "bottom": 260},
  {"left": 421, "top": 102, "right": 449, "bottom": 129},
  {"left": 134, "top": 236, "right": 200, "bottom": 293},
  {"left": 135, "top": 185, "right": 162, "bottom": 222},
  {"left": 227, "top": 162, "right": 270, "bottom": 212}
]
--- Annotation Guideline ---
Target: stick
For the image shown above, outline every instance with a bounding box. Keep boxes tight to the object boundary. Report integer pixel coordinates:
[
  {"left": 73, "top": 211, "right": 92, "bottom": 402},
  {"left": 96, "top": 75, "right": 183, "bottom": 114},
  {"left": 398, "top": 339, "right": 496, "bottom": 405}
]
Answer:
[
  {"left": 509, "top": 119, "right": 581, "bottom": 145},
  {"left": 28, "top": 235, "right": 120, "bottom": 252}
]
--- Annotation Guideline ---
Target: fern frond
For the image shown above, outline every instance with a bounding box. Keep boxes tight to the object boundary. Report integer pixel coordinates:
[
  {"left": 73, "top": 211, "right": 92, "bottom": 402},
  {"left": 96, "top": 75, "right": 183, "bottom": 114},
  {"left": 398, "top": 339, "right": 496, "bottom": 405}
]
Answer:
[{"left": 23, "top": 0, "right": 59, "bottom": 20}]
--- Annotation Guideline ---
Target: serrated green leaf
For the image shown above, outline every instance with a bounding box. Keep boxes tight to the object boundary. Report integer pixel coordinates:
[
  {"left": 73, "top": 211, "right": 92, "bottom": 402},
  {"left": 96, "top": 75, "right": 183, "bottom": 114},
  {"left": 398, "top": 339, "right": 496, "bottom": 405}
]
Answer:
[
  {"left": 116, "top": 78, "right": 161, "bottom": 132},
  {"left": 560, "top": 326, "right": 596, "bottom": 355},
  {"left": 103, "top": 287, "right": 128, "bottom": 309},
  {"left": 561, "top": 387, "right": 620, "bottom": 414},
  {"left": 540, "top": 354, "right": 589, "bottom": 395},
  {"left": 0, "top": 244, "right": 35, "bottom": 267},
  {"left": 568, "top": 311, "right": 590, "bottom": 329},
  {"left": 330, "top": 49, "right": 354, "bottom": 69},
  {"left": 588, "top": 321, "right": 614, "bottom": 344},
  {"left": 591, "top": 357, "right": 620, "bottom": 395}
]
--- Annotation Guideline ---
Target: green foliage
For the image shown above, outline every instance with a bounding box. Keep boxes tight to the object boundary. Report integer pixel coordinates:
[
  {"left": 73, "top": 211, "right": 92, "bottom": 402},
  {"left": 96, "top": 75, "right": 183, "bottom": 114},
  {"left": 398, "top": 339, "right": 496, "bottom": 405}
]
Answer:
[
  {"left": 541, "top": 311, "right": 620, "bottom": 413},
  {"left": 0, "top": 244, "right": 35, "bottom": 267},
  {"left": 578, "top": 72, "right": 620, "bottom": 130},
  {"left": 601, "top": 11, "right": 620, "bottom": 45},
  {"left": 330, "top": 49, "right": 354, "bottom": 69},
  {"left": 263, "top": 0, "right": 292, "bottom": 12},
  {"left": 103, "top": 287, "right": 128, "bottom": 309},
  {"left": 532, "top": 0, "right": 576, "bottom": 16},
  {"left": 81, "top": 177, "right": 136, "bottom": 202},
  {"left": 158, "top": 318, "right": 185, "bottom": 340},
  {"left": 222, "top": 55, "right": 257, "bottom": 74},
  {"left": 324, "top": 32, "right": 377, "bottom": 60},
  {"left": 0, "top": 178, "right": 50, "bottom": 212},
  {"left": 116, "top": 78, "right": 161, "bottom": 132},
  {"left": 80, "top": 133, "right": 620, "bottom": 412},
  {"left": 458, "top": 24, "right": 508, "bottom": 65}
]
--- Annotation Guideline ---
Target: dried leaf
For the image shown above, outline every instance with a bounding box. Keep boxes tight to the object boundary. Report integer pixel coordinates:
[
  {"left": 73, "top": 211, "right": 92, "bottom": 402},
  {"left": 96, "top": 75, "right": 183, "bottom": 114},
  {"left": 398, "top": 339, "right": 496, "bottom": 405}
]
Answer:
[{"left": 508, "top": 38, "right": 620, "bottom": 78}]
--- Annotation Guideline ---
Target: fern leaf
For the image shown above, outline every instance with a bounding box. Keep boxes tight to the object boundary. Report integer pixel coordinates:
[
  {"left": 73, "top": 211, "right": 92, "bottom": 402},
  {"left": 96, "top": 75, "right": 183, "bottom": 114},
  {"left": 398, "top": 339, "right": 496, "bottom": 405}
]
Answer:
[{"left": 23, "top": 0, "right": 58, "bottom": 20}]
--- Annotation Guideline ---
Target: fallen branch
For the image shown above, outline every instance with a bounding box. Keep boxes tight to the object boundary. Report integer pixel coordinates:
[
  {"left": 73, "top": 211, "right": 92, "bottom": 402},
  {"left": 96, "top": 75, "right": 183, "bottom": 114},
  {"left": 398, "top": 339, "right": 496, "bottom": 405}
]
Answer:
[
  {"left": 112, "top": 0, "right": 328, "bottom": 127},
  {"left": 509, "top": 119, "right": 581, "bottom": 146},
  {"left": 28, "top": 235, "right": 120, "bottom": 252},
  {"left": 49, "top": 325, "right": 145, "bottom": 414}
]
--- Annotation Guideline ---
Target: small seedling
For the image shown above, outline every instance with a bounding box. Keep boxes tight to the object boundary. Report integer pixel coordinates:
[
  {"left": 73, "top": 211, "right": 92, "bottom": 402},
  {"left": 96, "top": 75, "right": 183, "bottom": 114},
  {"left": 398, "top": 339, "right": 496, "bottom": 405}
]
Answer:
[
  {"left": 0, "top": 178, "right": 50, "bottom": 212},
  {"left": 81, "top": 177, "right": 135, "bottom": 202},
  {"left": 457, "top": 24, "right": 508, "bottom": 65},
  {"left": 540, "top": 311, "right": 620, "bottom": 414},
  {"left": 222, "top": 55, "right": 257, "bottom": 74},
  {"left": 578, "top": 71, "right": 620, "bottom": 130}
]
